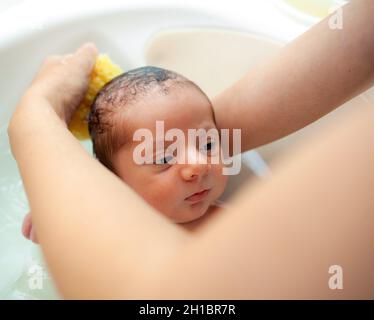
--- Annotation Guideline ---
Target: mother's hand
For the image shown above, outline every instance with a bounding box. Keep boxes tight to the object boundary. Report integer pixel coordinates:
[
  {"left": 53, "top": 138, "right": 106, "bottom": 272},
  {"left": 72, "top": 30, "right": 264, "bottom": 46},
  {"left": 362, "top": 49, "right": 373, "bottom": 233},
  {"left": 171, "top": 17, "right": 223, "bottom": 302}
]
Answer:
[
  {"left": 14, "top": 43, "right": 97, "bottom": 245},
  {"left": 17, "top": 43, "right": 97, "bottom": 124}
]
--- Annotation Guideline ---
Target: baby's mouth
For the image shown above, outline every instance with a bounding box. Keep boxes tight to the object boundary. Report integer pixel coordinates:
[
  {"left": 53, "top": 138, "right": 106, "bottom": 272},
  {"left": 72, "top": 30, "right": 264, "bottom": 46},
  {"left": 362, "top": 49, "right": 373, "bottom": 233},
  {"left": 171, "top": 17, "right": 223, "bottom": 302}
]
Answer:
[{"left": 185, "top": 188, "right": 211, "bottom": 203}]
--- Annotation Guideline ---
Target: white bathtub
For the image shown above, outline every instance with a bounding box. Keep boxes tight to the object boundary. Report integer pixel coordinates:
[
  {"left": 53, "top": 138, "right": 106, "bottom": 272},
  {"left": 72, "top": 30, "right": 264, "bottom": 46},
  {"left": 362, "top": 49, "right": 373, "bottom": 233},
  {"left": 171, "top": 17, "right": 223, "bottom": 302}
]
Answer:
[{"left": 2, "top": 0, "right": 370, "bottom": 300}]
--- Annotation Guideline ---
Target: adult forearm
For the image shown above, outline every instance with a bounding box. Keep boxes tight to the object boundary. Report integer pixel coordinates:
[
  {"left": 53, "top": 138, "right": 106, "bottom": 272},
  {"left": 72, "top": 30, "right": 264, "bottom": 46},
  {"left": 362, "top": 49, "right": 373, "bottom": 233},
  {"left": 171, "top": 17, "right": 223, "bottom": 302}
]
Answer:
[
  {"left": 8, "top": 95, "right": 189, "bottom": 298},
  {"left": 212, "top": 0, "right": 374, "bottom": 153}
]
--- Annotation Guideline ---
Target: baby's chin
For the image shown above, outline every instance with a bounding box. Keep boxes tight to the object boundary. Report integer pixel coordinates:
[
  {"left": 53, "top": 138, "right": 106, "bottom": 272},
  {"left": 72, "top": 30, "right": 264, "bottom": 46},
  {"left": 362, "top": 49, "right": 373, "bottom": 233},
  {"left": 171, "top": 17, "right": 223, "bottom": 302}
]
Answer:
[{"left": 169, "top": 199, "right": 213, "bottom": 224}]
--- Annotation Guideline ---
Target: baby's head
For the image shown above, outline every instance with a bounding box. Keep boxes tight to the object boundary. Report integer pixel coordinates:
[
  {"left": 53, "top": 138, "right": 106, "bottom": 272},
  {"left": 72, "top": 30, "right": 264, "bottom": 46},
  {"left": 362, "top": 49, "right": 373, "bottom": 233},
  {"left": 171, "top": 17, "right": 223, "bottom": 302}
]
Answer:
[{"left": 88, "top": 66, "right": 227, "bottom": 223}]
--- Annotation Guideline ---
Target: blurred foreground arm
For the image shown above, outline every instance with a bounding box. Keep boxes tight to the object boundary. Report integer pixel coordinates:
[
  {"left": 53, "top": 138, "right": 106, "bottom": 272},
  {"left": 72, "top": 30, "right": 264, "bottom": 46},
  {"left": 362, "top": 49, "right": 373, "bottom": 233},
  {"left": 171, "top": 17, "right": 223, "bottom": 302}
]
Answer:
[{"left": 8, "top": 43, "right": 189, "bottom": 299}]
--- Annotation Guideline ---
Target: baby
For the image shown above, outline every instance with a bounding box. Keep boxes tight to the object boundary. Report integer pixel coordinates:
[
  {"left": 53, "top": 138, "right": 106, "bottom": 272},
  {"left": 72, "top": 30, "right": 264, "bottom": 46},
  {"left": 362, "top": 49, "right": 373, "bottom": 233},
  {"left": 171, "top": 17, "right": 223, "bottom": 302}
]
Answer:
[{"left": 23, "top": 66, "right": 229, "bottom": 241}]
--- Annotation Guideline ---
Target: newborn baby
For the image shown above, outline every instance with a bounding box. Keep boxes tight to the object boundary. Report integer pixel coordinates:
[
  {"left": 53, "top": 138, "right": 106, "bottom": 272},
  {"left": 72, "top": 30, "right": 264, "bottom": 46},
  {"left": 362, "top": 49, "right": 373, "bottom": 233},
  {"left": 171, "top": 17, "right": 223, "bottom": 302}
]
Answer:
[{"left": 23, "top": 66, "right": 228, "bottom": 241}]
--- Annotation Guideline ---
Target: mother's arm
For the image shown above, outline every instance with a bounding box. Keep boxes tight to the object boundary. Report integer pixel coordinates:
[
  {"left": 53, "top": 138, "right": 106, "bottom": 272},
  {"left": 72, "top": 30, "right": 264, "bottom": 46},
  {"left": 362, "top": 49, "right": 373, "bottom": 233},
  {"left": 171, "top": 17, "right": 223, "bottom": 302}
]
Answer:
[
  {"left": 212, "top": 0, "right": 374, "bottom": 153},
  {"left": 8, "top": 44, "right": 190, "bottom": 299}
]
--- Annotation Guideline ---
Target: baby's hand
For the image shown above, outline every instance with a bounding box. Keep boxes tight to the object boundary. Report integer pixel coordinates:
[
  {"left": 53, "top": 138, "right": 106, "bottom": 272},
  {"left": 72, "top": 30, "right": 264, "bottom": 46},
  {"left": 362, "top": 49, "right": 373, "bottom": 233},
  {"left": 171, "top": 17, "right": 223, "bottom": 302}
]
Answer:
[{"left": 21, "top": 212, "right": 38, "bottom": 244}]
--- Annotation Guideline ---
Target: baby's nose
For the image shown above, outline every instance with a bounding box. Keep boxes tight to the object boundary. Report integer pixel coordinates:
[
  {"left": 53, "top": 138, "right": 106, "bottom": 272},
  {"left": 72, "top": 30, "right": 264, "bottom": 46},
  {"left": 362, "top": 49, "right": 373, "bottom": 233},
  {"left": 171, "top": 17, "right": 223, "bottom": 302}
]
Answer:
[
  {"left": 179, "top": 147, "right": 211, "bottom": 180},
  {"left": 180, "top": 163, "right": 211, "bottom": 181}
]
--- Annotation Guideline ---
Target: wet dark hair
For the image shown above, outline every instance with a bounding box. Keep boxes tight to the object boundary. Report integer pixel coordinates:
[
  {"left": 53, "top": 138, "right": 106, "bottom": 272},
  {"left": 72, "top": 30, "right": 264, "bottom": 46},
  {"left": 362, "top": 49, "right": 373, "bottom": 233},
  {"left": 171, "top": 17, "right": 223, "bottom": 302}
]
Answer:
[{"left": 88, "top": 66, "right": 212, "bottom": 173}]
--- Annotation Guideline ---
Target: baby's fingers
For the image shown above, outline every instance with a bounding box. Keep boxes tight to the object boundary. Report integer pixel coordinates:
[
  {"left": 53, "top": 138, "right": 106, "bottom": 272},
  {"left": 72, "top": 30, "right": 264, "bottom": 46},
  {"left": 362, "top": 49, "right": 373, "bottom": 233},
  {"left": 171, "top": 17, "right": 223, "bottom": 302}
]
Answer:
[
  {"left": 22, "top": 212, "right": 32, "bottom": 239},
  {"left": 21, "top": 212, "right": 38, "bottom": 244}
]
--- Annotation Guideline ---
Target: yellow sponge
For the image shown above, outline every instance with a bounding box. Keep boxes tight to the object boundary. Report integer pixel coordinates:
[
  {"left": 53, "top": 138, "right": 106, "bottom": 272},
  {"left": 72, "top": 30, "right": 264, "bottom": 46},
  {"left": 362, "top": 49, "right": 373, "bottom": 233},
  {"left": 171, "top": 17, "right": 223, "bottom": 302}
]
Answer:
[{"left": 68, "top": 54, "right": 123, "bottom": 140}]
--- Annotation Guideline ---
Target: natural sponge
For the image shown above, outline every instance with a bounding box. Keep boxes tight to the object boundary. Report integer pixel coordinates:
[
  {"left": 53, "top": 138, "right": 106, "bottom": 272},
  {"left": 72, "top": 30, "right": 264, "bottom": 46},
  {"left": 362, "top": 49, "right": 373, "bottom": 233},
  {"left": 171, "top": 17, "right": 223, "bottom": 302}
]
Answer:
[{"left": 68, "top": 54, "right": 123, "bottom": 140}]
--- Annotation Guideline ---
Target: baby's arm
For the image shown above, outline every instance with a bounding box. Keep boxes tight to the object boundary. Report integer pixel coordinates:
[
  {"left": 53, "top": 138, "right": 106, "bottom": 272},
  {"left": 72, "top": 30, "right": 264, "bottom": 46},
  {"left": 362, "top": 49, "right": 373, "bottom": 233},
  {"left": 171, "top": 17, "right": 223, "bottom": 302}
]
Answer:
[{"left": 212, "top": 0, "right": 374, "bottom": 153}]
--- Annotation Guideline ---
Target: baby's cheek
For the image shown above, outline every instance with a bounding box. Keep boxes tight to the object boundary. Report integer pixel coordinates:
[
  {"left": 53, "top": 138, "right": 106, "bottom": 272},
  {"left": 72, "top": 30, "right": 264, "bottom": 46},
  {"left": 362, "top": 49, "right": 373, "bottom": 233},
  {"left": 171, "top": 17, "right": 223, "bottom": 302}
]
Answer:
[
  {"left": 141, "top": 178, "right": 181, "bottom": 213},
  {"left": 212, "top": 165, "right": 228, "bottom": 196}
]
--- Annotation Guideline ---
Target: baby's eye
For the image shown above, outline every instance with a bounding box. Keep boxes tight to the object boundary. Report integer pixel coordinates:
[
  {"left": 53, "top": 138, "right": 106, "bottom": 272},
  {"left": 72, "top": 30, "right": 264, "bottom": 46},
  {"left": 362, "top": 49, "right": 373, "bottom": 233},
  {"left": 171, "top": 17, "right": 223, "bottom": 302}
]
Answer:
[
  {"left": 204, "top": 142, "right": 214, "bottom": 151},
  {"left": 201, "top": 141, "right": 216, "bottom": 153}
]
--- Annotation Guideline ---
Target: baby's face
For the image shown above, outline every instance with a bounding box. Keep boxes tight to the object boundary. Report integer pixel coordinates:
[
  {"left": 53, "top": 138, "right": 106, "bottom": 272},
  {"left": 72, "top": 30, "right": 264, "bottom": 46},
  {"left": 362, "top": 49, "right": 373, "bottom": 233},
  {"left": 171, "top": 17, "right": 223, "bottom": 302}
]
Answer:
[{"left": 112, "top": 88, "right": 228, "bottom": 223}]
